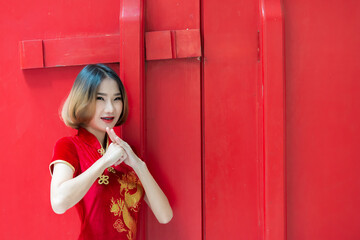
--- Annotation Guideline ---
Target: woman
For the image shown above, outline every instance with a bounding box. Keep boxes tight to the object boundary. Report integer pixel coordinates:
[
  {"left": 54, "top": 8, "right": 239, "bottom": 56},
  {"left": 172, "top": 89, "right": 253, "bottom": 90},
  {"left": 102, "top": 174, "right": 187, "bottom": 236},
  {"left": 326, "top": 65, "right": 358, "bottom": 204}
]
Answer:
[{"left": 50, "top": 64, "right": 173, "bottom": 240}]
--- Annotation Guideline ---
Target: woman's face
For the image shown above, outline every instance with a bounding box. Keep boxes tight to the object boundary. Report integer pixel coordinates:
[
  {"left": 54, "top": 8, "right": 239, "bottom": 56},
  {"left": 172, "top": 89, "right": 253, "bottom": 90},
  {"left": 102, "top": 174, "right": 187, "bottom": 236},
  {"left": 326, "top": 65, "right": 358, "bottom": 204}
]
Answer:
[{"left": 85, "top": 77, "right": 123, "bottom": 138}]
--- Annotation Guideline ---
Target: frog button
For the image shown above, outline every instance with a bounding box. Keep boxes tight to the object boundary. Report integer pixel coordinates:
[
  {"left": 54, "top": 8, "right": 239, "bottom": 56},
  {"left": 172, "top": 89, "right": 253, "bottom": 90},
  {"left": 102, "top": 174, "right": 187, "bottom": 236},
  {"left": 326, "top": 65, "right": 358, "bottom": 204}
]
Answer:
[
  {"left": 98, "top": 174, "right": 109, "bottom": 185},
  {"left": 98, "top": 148, "right": 105, "bottom": 156}
]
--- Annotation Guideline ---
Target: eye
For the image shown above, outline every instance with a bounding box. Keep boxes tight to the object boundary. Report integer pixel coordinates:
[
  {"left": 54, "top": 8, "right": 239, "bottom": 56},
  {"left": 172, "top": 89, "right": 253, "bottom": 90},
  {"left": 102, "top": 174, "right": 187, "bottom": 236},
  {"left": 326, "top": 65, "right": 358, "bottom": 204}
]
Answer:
[
  {"left": 114, "top": 96, "right": 122, "bottom": 101},
  {"left": 96, "top": 96, "right": 104, "bottom": 101}
]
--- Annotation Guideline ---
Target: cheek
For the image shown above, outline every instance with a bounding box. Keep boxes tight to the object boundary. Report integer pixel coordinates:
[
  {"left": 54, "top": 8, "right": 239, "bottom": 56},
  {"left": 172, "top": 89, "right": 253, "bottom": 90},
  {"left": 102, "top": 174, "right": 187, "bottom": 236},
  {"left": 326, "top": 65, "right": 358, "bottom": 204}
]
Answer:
[
  {"left": 116, "top": 102, "right": 124, "bottom": 115},
  {"left": 94, "top": 102, "right": 103, "bottom": 115}
]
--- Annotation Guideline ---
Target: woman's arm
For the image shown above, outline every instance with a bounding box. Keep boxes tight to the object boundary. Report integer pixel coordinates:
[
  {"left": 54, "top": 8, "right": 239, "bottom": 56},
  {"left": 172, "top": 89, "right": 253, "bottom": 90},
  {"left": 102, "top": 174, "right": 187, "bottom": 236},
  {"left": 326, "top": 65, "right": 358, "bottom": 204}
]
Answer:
[
  {"left": 107, "top": 128, "right": 173, "bottom": 224},
  {"left": 50, "top": 143, "right": 126, "bottom": 214},
  {"left": 132, "top": 160, "right": 173, "bottom": 224}
]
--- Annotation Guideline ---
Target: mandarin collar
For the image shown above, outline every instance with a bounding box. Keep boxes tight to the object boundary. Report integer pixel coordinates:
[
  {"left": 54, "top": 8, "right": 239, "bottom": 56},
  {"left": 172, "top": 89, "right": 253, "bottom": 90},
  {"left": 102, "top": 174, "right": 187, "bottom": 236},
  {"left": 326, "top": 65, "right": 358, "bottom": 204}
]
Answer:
[{"left": 77, "top": 127, "right": 110, "bottom": 150}]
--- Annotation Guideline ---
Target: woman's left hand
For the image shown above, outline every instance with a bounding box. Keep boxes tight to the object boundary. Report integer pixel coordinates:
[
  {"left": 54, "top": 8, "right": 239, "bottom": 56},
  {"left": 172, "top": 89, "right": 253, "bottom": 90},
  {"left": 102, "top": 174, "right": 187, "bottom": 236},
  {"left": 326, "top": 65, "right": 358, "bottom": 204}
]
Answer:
[{"left": 106, "top": 127, "right": 142, "bottom": 168}]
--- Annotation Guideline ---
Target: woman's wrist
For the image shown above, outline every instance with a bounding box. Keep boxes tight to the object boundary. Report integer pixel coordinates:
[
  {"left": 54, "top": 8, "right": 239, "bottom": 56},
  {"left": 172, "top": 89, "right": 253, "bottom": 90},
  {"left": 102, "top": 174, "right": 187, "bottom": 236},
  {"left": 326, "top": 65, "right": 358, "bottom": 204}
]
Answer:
[
  {"left": 132, "top": 158, "right": 146, "bottom": 173},
  {"left": 98, "top": 155, "right": 113, "bottom": 171}
]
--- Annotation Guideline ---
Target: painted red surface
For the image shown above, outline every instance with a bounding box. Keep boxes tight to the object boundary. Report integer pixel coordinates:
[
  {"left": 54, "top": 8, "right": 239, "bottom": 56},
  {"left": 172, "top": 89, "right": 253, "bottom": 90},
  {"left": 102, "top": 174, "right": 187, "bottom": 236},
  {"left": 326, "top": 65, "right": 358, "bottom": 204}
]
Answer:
[
  {"left": 145, "top": 29, "right": 201, "bottom": 60},
  {"left": 19, "top": 40, "right": 44, "bottom": 69},
  {"left": 144, "top": 0, "right": 202, "bottom": 239},
  {"left": 285, "top": 0, "right": 360, "bottom": 239},
  {"left": 43, "top": 35, "right": 120, "bottom": 67},
  {"left": 0, "top": 0, "right": 120, "bottom": 239},
  {"left": 145, "top": 31, "right": 173, "bottom": 60},
  {"left": 175, "top": 29, "right": 201, "bottom": 58},
  {"left": 260, "top": 0, "right": 286, "bottom": 240},
  {"left": 203, "top": 0, "right": 262, "bottom": 239},
  {"left": 145, "top": 59, "right": 202, "bottom": 239},
  {"left": 1, "top": 0, "right": 359, "bottom": 239},
  {"left": 119, "top": 1, "right": 146, "bottom": 239},
  {"left": 20, "top": 35, "right": 120, "bottom": 69}
]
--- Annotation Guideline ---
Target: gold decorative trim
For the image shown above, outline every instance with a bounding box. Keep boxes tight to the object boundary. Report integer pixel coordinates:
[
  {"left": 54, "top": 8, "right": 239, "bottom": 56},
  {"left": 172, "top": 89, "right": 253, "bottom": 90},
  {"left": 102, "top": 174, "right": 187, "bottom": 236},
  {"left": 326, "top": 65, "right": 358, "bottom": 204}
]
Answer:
[
  {"left": 98, "top": 148, "right": 105, "bottom": 155},
  {"left": 49, "top": 160, "right": 76, "bottom": 176},
  {"left": 98, "top": 174, "right": 109, "bottom": 185}
]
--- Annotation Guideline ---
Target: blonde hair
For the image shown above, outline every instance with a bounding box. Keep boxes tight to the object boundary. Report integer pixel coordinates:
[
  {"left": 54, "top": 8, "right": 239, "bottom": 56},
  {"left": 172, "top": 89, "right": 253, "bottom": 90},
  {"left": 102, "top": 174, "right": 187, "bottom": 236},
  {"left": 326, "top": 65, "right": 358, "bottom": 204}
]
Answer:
[{"left": 61, "top": 64, "right": 128, "bottom": 128}]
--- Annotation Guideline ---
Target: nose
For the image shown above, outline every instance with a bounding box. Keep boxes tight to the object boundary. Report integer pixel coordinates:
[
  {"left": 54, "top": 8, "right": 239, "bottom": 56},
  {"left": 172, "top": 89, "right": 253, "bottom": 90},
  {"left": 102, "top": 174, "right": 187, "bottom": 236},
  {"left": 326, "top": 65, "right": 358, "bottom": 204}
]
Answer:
[{"left": 104, "top": 99, "right": 114, "bottom": 113}]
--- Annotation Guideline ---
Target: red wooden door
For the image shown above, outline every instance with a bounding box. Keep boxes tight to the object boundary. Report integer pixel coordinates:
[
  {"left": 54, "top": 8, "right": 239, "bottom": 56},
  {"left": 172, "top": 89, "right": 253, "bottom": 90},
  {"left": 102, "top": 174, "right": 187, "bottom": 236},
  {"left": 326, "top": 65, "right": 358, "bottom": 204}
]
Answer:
[
  {"left": 122, "top": 0, "right": 266, "bottom": 239},
  {"left": 285, "top": 0, "right": 360, "bottom": 239},
  {"left": 203, "top": 0, "right": 264, "bottom": 239},
  {"left": 142, "top": 1, "right": 202, "bottom": 239}
]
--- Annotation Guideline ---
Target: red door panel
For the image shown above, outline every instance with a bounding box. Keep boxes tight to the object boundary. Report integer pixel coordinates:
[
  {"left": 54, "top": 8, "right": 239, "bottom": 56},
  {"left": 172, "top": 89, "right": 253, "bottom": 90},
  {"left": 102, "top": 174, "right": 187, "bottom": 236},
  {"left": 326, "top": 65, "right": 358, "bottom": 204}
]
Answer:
[
  {"left": 145, "top": 59, "right": 201, "bottom": 239},
  {"left": 144, "top": 0, "right": 202, "bottom": 239},
  {"left": 285, "top": 0, "right": 360, "bottom": 239},
  {"left": 203, "top": 0, "right": 262, "bottom": 239}
]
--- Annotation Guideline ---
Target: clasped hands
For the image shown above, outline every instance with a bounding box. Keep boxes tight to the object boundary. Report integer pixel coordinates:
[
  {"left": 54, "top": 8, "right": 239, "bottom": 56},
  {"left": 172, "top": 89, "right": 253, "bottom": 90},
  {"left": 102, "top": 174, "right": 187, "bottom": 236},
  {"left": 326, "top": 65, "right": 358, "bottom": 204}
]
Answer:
[{"left": 103, "top": 127, "right": 140, "bottom": 168}]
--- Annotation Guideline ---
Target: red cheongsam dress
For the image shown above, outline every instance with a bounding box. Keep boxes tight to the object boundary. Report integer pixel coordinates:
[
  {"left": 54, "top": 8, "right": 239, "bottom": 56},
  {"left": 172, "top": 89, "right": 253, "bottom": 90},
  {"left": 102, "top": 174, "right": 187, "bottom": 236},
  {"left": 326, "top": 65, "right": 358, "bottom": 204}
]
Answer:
[{"left": 49, "top": 127, "right": 144, "bottom": 240}]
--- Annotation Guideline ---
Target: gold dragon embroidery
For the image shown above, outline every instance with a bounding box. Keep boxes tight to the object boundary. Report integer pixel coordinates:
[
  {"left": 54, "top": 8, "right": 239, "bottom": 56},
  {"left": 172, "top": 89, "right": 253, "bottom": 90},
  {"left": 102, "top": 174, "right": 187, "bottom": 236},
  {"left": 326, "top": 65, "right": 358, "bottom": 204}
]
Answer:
[{"left": 110, "top": 171, "right": 144, "bottom": 240}]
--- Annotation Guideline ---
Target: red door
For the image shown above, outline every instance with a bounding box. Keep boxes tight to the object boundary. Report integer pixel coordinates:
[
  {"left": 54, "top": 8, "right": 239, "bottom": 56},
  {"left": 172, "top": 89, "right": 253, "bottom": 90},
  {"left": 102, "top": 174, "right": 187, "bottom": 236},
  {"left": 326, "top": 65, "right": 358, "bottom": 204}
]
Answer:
[
  {"left": 285, "top": 0, "right": 360, "bottom": 239},
  {"left": 203, "top": 0, "right": 263, "bottom": 239},
  {"left": 142, "top": 1, "right": 202, "bottom": 239}
]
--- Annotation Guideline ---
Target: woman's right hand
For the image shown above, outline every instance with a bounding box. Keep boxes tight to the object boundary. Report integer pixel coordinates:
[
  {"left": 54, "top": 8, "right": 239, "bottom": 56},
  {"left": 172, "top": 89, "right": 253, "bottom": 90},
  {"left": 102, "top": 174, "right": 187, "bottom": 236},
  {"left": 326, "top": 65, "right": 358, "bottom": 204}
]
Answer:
[{"left": 102, "top": 143, "right": 127, "bottom": 167}]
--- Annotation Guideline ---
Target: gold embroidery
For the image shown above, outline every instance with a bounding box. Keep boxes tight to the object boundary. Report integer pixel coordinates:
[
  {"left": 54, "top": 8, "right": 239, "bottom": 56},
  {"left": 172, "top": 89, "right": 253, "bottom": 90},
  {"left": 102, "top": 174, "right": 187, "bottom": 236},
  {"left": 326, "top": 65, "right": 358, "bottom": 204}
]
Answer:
[
  {"left": 98, "top": 174, "right": 109, "bottom": 185},
  {"left": 110, "top": 198, "right": 136, "bottom": 239},
  {"left": 118, "top": 172, "right": 140, "bottom": 193},
  {"left": 119, "top": 179, "right": 135, "bottom": 193},
  {"left": 110, "top": 171, "right": 144, "bottom": 239},
  {"left": 127, "top": 231, "right": 134, "bottom": 240},
  {"left": 126, "top": 171, "right": 138, "bottom": 183},
  {"left": 108, "top": 167, "right": 116, "bottom": 173},
  {"left": 113, "top": 219, "right": 127, "bottom": 233},
  {"left": 122, "top": 200, "right": 136, "bottom": 234},
  {"left": 110, "top": 198, "right": 122, "bottom": 216},
  {"left": 125, "top": 185, "right": 143, "bottom": 211}
]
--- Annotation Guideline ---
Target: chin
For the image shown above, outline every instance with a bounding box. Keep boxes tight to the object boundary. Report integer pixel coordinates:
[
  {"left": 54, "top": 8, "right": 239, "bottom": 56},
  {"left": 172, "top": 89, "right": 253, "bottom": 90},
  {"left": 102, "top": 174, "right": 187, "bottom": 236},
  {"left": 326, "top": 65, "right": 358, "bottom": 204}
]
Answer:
[{"left": 104, "top": 124, "right": 116, "bottom": 130}]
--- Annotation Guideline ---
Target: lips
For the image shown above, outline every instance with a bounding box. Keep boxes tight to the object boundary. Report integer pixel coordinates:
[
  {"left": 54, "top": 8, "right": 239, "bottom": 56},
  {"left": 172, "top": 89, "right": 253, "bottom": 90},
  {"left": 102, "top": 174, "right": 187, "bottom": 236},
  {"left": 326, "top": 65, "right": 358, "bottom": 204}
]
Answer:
[{"left": 101, "top": 117, "right": 115, "bottom": 123}]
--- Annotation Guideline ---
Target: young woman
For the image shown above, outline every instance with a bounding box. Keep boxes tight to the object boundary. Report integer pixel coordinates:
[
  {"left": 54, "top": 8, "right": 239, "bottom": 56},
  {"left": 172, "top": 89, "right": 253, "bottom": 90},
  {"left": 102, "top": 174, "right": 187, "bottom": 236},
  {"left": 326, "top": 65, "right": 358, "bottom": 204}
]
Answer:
[{"left": 50, "top": 64, "right": 173, "bottom": 240}]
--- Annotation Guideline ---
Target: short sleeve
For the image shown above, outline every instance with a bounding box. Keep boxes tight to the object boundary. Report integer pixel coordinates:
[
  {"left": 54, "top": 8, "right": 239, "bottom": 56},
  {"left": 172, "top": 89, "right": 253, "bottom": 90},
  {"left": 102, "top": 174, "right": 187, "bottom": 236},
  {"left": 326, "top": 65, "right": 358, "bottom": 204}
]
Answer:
[{"left": 49, "top": 137, "right": 79, "bottom": 176}]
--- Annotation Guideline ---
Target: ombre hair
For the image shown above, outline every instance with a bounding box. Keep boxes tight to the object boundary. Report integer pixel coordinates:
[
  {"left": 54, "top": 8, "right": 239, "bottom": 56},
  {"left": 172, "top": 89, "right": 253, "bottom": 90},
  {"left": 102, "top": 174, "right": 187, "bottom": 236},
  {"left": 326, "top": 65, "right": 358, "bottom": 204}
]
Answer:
[{"left": 61, "top": 64, "right": 128, "bottom": 129}]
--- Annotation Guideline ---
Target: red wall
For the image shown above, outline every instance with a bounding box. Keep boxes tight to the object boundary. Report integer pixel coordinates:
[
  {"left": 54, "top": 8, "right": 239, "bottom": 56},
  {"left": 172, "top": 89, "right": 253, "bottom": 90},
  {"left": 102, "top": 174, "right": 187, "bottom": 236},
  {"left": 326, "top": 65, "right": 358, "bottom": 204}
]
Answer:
[
  {"left": 1, "top": 0, "right": 359, "bottom": 239},
  {"left": 0, "top": 1, "right": 120, "bottom": 239}
]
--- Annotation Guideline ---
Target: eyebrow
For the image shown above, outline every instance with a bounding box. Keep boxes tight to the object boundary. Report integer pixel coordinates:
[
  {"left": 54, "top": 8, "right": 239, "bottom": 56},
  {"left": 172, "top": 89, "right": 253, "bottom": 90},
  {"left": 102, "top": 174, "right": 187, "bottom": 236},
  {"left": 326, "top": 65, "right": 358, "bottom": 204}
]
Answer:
[{"left": 97, "top": 92, "right": 121, "bottom": 96}]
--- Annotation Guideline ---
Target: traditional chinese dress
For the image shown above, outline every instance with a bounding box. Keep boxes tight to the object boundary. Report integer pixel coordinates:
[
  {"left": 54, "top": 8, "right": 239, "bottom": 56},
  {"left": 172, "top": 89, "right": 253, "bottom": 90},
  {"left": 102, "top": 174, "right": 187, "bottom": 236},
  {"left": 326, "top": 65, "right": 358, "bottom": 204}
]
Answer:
[{"left": 50, "top": 127, "right": 144, "bottom": 240}]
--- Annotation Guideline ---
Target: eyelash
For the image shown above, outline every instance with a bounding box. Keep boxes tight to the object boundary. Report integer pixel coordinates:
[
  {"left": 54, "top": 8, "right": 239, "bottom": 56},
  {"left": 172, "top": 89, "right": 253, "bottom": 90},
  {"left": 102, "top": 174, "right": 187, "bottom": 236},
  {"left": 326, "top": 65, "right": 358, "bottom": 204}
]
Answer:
[{"left": 96, "top": 96, "right": 122, "bottom": 101}]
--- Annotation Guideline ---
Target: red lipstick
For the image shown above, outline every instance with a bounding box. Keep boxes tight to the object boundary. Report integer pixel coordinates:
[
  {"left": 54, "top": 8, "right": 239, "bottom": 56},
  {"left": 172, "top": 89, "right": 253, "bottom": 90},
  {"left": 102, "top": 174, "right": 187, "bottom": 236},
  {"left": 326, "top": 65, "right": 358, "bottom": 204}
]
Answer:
[{"left": 101, "top": 117, "right": 114, "bottom": 123}]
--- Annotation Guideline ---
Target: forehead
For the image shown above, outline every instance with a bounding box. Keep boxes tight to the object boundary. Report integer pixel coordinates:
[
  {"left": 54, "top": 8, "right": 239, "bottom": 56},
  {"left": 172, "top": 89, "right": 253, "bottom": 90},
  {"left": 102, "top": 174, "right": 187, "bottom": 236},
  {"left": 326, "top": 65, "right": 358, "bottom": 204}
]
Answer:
[{"left": 97, "top": 77, "right": 121, "bottom": 94}]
